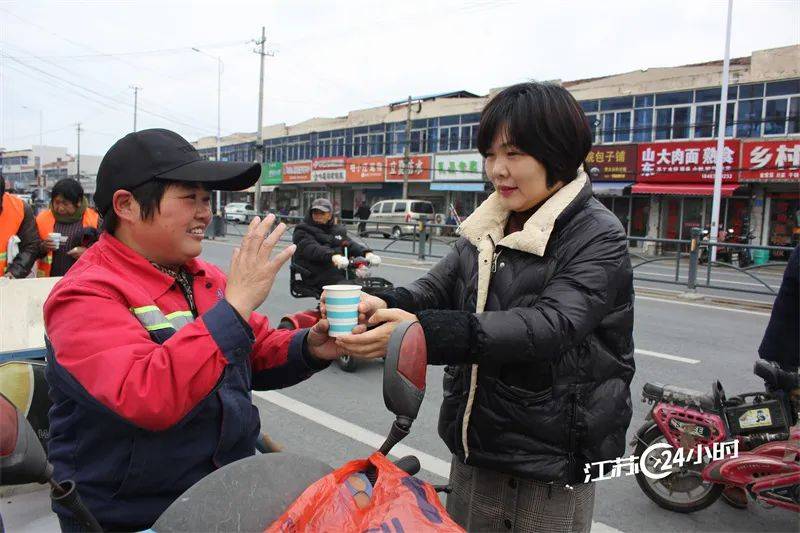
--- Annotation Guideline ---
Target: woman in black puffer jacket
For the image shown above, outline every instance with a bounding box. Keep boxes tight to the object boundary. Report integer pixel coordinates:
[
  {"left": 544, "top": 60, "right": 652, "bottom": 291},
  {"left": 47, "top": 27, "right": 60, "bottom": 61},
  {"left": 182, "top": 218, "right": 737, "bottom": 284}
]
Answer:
[{"left": 334, "top": 82, "right": 635, "bottom": 532}]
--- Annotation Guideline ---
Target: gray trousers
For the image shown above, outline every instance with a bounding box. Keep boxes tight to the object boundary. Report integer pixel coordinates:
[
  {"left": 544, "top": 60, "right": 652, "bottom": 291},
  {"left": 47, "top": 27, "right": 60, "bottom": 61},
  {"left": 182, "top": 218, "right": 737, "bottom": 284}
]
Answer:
[{"left": 445, "top": 456, "right": 595, "bottom": 533}]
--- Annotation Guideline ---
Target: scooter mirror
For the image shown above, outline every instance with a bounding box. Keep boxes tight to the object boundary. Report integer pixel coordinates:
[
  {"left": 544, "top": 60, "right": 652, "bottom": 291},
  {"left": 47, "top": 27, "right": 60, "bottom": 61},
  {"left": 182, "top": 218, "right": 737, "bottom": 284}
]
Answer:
[
  {"left": 0, "top": 392, "right": 51, "bottom": 486},
  {"left": 383, "top": 321, "right": 427, "bottom": 424}
]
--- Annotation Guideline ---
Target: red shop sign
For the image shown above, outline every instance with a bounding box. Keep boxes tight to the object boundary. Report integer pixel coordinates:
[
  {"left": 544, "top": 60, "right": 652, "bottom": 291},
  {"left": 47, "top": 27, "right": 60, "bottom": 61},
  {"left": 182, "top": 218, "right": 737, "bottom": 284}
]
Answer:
[{"left": 637, "top": 140, "right": 741, "bottom": 183}]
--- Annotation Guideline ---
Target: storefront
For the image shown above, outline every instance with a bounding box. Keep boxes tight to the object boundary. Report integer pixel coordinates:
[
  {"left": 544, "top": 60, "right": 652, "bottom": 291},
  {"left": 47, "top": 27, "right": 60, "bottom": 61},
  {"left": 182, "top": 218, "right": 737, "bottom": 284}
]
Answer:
[
  {"left": 431, "top": 152, "right": 487, "bottom": 221},
  {"left": 586, "top": 144, "right": 643, "bottom": 245},
  {"left": 630, "top": 140, "right": 749, "bottom": 250},
  {"left": 740, "top": 139, "right": 800, "bottom": 258}
]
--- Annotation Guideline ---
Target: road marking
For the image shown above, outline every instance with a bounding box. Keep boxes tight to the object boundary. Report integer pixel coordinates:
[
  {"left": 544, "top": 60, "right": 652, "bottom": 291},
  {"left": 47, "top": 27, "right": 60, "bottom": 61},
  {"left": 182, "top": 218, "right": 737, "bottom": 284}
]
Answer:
[
  {"left": 635, "top": 349, "right": 700, "bottom": 364},
  {"left": 635, "top": 295, "right": 771, "bottom": 317},
  {"left": 254, "top": 390, "right": 451, "bottom": 478},
  {"left": 255, "top": 390, "right": 624, "bottom": 533}
]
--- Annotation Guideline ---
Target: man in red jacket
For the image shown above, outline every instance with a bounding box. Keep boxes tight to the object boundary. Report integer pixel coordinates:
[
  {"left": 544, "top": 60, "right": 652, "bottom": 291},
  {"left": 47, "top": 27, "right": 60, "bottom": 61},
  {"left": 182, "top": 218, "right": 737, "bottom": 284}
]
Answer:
[{"left": 44, "top": 129, "right": 343, "bottom": 531}]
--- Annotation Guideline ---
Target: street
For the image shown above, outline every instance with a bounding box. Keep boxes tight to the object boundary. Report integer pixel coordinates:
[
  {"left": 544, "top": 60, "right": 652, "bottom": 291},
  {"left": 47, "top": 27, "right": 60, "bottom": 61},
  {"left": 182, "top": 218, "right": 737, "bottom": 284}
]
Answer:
[{"left": 198, "top": 236, "right": 795, "bottom": 533}]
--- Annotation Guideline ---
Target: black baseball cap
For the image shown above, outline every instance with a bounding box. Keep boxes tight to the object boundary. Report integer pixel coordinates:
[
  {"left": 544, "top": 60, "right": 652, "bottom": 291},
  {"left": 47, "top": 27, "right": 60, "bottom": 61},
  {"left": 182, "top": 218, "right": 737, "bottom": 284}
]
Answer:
[{"left": 95, "top": 128, "right": 261, "bottom": 214}]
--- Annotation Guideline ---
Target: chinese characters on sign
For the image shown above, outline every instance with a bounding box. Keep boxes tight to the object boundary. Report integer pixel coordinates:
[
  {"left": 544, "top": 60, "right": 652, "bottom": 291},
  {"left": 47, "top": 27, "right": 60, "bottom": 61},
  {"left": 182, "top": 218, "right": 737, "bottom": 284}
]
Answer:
[
  {"left": 637, "top": 141, "right": 740, "bottom": 183},
  {"left": 261, "top": 162, "right": 283, "bottom": 185},
  {"left": 740, "top": 141, "right": 800, "bottom": 182},
  {"left": 584, "top": 440, "right": 739, "bottom": 483},
  {"left": 385, "top": 155, "right": 432, "bottom": 181},
  {"left": 282, "top": 161, "right": 312, "bottom": 183},
  {"left": 346, "top": 157, "right": 386, "bottom": 183},
  {"left": 312, "top": 157, "right": 347, "bottom": 183},
  {"left": 433, "top": 153, "right": 484, "bottom": 181},
  {"left": 585, "top": 144, "right": 637, "bottom": 181}
]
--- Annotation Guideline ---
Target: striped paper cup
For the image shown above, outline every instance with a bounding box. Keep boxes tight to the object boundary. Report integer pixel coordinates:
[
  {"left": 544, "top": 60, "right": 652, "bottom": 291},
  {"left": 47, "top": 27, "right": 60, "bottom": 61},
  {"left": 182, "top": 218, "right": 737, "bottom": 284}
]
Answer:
[{"left": 323, "top": 284, "right": 362, "bottom": 337}]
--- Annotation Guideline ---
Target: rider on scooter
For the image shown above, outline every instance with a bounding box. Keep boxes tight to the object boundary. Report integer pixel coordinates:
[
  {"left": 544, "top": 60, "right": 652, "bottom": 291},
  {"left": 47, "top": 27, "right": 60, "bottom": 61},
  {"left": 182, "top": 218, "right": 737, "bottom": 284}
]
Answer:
[{"left": 292, "top": 198, "right": 380, "bottom": 292}]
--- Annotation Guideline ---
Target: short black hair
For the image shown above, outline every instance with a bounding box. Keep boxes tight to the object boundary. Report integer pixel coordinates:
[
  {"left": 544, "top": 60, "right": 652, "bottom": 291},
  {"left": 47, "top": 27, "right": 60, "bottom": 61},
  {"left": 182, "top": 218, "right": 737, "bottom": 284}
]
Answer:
[
  {"left": 477, "top": 82, "right": 592, "bottom": 187},
  {"left": 51, "top": 178, "right": 85, "bottom": 205},
  {"left": 103, "top": 179, "right": 206, "bottom": 234}
]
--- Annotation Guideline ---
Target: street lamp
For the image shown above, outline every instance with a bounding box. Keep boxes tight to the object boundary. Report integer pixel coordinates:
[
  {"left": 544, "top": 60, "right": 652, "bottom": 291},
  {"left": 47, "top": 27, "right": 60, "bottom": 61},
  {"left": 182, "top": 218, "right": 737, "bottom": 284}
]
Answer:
[{"left": 192, "top": 47, "right": 223, "bottom": 217}]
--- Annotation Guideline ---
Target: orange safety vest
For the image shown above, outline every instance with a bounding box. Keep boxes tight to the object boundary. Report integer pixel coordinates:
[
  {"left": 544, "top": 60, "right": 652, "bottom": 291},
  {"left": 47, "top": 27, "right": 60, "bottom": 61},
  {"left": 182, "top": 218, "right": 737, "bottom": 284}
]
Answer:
[
  {"left": 0, "top": 193, "right": 26, "bottom": 275},
  {"left": 35, "top": 207, "right": 100, "bottom": 277}
]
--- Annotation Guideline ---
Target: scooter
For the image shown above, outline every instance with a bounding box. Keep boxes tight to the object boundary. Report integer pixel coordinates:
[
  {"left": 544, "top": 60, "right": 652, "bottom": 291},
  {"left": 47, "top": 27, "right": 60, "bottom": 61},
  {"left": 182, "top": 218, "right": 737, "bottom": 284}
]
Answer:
[
  {"left": 282, "top": 247, "right": 393, "bottom": 372},
  {"left": 632, "top": 359, "right": 800, "bottom": 514},
  {"left": 0, "top": 322, "right": 460, "bottom": 532}
]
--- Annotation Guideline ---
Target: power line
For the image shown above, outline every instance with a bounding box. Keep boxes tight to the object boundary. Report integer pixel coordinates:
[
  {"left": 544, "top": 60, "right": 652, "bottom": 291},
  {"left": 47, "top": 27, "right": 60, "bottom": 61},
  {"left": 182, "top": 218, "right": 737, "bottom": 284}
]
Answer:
[
  {"left": 6, "top": 56, "right": 216, "bottom": 135},
  {"left": 0, "top": 41, "right": 251, "bottom": 61}
]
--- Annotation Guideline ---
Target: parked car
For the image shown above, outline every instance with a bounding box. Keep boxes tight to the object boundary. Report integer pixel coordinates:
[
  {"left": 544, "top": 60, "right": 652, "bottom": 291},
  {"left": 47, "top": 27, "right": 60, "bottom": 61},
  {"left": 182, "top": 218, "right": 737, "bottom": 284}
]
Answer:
[
  {"left": 368, "top": 200, "right": 435, "bottom": 239},
  {"left": 224, "top": 202, "right": 255, "bottom": 224}
]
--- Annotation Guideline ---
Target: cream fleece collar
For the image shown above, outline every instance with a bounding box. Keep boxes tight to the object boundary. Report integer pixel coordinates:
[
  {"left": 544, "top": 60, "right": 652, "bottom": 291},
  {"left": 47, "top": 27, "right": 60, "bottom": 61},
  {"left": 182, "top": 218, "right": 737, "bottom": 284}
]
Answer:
[{"left": 459, "top": 170, "right": 588, "bottom": 256}]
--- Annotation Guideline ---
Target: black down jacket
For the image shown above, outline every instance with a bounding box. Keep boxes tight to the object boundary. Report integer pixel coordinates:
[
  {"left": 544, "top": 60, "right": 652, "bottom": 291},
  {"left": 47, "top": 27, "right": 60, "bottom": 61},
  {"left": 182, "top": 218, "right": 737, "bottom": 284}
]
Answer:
[
  {"left": 378, "top": 173, "right": 635, "bottom": 484},
  {"left": 292, "top": 212, "right": 370, "bottom": 290}
]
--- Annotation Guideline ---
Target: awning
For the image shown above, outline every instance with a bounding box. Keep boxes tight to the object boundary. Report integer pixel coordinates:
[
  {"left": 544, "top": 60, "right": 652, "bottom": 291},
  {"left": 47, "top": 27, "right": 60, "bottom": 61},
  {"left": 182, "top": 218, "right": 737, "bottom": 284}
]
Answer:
[
  {"left": 631, "top": 183, "right": 741, "bottom": 197},
  {"left": 591, "top": 181, "right": 633, "bottom": 196},
  {"left": 430, "top": 182, "right": 486, "bottom": 192}
]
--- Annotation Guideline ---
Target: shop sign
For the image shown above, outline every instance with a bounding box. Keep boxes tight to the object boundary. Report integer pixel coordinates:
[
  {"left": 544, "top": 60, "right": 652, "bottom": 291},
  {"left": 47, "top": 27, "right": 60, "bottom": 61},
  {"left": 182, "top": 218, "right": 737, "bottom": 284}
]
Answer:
[
  {"left": 282, "top": 161, "right": 312, "bottom": 183},
  {"left": 346, "top": 157, "right": 385, "bottom": 183},
  {"left": 585, "top": 144, "right": 636, "bottom": 181},
  {"left": 637, "top": 140, "right": 741, "bottom": 183},
  {"left": 261, "top": 162, "right": 283, "bottom": 185},
  {"left": 433, "top": 152, "right": 483, "bottom": 181},
  {"left": 312, "top": 157, "right": 346, "bottom": 183},
  {"left": 740, "top": 140, "right": 800, "bottom": 182},
  {"left": 385, "top": 155, "right": 431, "bottom": 181}
]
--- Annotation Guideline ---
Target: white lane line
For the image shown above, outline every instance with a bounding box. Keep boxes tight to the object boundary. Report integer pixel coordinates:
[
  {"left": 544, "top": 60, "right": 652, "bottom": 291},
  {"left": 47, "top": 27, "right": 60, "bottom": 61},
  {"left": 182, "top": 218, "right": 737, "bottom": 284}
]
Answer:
[
  {"left": 636, "top": 269, "right": 778, "bottom": 289},
  {"left": 635, "top": 295, "right": 771, "bottom": 317},
  {"left": 254, "top": 390, "right": 451, "bottom": 478},
  {"left": 255, "top": 390, "right": 624, "bottom": 533},
  {"left": 635, "top": 349, "right": 700, "bottom": 365}
]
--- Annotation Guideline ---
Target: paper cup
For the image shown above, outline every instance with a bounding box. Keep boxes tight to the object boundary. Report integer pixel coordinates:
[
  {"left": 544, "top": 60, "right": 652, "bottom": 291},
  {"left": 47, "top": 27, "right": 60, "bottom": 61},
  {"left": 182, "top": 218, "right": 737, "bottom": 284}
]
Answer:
[
  {"left": 48, "top": 232, "right": 62, "bottom": 248},
  {"left": 323, "top": 284, "right": 362, "bottom": 337}
]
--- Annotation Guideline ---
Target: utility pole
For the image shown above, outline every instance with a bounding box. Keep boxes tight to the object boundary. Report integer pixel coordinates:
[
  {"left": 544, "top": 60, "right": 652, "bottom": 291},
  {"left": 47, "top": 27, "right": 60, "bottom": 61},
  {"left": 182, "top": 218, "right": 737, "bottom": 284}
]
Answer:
[
  {"left": 402, "top": 95, "right": 413, "bottom": 200},
  {"left": 709, "top": 0, "right": 733, "bottom": 262},
  {"left": 76, "top": 123, "right": 82, "bottom": 179},
  {"left": 130, "top": 85, "right": 142, "bottom": 132},
  {"left": 254, "top": 26, "right": 267, "bottom": 214}
]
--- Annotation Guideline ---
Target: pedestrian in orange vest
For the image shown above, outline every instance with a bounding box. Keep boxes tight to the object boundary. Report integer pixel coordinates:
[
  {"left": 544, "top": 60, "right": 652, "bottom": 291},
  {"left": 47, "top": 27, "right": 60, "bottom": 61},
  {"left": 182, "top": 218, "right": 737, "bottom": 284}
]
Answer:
[
  {"left": 0, "top": 178, "right": 41, "bottom": 278},
  {"left": 36, "top": 178, "right": 100, "bottom": 277}
]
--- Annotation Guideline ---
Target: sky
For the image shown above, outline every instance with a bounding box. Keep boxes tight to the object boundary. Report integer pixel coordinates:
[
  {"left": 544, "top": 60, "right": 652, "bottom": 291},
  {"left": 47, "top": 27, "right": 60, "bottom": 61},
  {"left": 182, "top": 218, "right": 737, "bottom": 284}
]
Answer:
[{"left": 0, "top": 0, "right": 798, "bottom": 156}]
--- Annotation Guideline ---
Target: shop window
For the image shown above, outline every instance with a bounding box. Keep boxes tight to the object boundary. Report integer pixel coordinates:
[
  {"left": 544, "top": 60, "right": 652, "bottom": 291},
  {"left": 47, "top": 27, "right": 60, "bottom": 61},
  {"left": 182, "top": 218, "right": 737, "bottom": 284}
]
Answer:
[
  {"left": 369, "top": 133, "right": 385, "bottom": 155},
  {"left": 615, "top": 112, "right": 632, "bottom": 142},
  {"left": 672, "top": 107, "right": 691, "bottom": 139},
  {"left": 790, "top": 97, "right": 800, "bottom": 134},
  {"left": 580, "top": 100, "right": 599, "bottom": 113},
  {"left": 765, "top": 79, "right": 800, "bottom": 97},
  {"left": 736, "top": 99, "right": 763, "bottom": 137},
  {"left": 630, "top": 197, "right": 650, "bottom": 238},
  {"left": 769, "top": 197, "right": 800, "bottom": 254},
  {"left": 681, "top": 198, "right": 704, "bottom": 239},
  {"left": 655, "top": 109, "right": 672, "bottom": 140},
  {"left": 633, "top": 109, "right": 653, "bottom": 142},
  {"left": 694, "top": 105, "right": 715, "bottom": 138},
  {"left": 635, "top": 94, "right": 654, "bottom": 108},
  {"left": 353, "top": 134, "right": 369, "bottom": 156},
  {"left": 764, "top": 99, "right": 789, "bottom": 135},
  {"left": 602, "top": 113, "right": 614, "bottom": 143},
  {"left": 655, "top": 90, "right": 693, "bottom": 106}
]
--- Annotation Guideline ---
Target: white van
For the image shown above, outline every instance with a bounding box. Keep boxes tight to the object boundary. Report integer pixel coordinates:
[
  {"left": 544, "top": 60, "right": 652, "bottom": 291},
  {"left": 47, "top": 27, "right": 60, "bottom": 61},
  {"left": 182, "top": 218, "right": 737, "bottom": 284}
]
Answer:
[{"left": 368, "top": 199, "right": 435, "bottom": 238}]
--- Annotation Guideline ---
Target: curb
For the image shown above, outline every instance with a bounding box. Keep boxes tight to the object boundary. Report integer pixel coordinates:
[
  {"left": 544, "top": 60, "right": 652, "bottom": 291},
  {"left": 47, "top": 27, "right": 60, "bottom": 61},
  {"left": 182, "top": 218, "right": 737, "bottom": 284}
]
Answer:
[{"left": 634, "top": 286, "right": 773, "bottom": 312}]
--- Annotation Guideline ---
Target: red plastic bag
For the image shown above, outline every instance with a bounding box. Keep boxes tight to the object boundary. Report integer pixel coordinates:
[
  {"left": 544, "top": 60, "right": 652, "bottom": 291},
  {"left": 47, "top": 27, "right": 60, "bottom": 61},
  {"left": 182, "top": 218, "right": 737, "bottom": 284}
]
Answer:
[{"left": 266, "top": 452, "right": 464, "bottom": 532}]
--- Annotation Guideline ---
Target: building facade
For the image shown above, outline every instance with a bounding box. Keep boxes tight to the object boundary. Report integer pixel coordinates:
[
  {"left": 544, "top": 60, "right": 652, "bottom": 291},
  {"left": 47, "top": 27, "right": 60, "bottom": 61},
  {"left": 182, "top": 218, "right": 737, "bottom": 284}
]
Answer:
[{"left": 192, "top": 44, "right": 799, "bottom": 256}]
